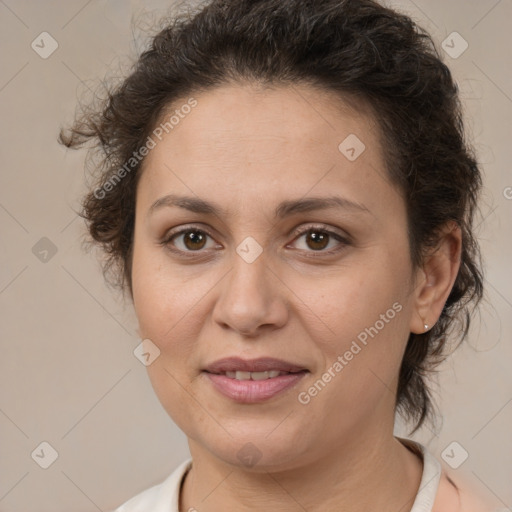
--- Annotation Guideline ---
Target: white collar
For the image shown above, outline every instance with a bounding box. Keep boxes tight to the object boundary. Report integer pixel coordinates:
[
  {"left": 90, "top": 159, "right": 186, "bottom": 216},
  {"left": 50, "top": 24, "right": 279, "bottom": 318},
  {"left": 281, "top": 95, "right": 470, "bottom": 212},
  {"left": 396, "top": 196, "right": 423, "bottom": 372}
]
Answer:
[{"left": 400, "top": 438, "right": 442, "bottom": 512}]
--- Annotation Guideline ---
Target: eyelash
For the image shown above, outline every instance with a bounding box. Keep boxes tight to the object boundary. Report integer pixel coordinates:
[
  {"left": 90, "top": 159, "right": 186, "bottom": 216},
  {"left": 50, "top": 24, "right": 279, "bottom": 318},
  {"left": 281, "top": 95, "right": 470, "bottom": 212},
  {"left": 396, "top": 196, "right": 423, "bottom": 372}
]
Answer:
[{"left": 160, "top": 224, "right": 351, "bottom": 259}]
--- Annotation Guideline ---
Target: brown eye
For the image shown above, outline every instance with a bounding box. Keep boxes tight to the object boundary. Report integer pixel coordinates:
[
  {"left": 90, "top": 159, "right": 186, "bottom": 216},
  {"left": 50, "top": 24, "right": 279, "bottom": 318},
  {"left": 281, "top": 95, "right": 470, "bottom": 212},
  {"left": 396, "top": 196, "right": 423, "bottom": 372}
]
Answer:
[
  {"left": 305, "top": 231, "right": 330, "bottom": 251},
  {"left": 182, "top": 230, "right": 206, "bottom": 250},
  {"left": 165, "top": 228, "right": 216, "bottom": 252},
  {"left": 289, "top": 226, "right": 349, "bottom": 255}
]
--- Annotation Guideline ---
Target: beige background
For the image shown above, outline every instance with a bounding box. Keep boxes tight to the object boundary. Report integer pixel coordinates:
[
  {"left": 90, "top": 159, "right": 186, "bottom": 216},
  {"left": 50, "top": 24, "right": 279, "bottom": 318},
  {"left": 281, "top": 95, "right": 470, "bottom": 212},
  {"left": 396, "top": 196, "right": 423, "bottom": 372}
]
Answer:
[{"left": 0, "top": 0, "right": 511, "bottom": 511}]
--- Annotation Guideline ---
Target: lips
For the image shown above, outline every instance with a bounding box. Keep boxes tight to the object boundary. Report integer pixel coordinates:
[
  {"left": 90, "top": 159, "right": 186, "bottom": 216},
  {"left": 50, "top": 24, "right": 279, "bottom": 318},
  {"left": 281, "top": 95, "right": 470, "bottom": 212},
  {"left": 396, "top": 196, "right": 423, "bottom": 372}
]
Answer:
[
  {"left": 202, "top": 357, "right": 309, "bottom": 403},
  {"left": 204, "top": 371, "right": 308, "bottom": 403},
  {"left": 203, "top": 356, "right": 308, "bottom": 375}
]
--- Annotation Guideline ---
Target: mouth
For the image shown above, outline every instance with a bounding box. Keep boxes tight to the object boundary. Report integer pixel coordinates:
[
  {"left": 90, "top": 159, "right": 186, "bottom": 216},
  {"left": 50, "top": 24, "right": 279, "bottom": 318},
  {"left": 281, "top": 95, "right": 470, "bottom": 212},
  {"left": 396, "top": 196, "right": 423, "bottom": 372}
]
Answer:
[
  {"left": 203, "top": 356, "right": 309, "bottom": 375},
  {"left": 212, "top": 370, "right": 304, "bottom": 380},
  {"left": 201, "top": 357, "right": 309, "bottom": 403}
]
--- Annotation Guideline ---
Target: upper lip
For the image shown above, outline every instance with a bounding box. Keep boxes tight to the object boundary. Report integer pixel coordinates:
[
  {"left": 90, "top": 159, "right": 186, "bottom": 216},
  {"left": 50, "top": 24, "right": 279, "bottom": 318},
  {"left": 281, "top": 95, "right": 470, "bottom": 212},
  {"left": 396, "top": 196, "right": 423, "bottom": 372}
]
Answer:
[{"left": 203, "top": 357, "right": 308, "bottom": 374}]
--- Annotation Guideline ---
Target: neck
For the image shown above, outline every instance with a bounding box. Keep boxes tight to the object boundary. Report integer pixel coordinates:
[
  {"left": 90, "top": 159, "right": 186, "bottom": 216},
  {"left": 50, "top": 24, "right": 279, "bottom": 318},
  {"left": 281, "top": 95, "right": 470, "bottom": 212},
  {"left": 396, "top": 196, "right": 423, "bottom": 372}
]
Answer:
[{"left": 180, "top": 428, "right": 423, "bottom": 512}]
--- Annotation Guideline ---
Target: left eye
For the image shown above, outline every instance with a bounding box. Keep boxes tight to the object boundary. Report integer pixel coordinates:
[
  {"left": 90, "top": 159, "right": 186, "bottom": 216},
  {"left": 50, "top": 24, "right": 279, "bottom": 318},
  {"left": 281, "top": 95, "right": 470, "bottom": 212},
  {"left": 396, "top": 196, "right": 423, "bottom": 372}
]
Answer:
[{"left": 290, "top": 228, "right": 346, "bottom": 252}]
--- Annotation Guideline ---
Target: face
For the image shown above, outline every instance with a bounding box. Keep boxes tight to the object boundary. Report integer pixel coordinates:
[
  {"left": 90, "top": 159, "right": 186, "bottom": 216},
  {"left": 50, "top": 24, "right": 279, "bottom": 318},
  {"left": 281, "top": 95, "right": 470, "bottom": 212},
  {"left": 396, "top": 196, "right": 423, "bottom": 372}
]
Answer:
[{"left": 131, "top": 83, "right": 421, "bottom": 470}]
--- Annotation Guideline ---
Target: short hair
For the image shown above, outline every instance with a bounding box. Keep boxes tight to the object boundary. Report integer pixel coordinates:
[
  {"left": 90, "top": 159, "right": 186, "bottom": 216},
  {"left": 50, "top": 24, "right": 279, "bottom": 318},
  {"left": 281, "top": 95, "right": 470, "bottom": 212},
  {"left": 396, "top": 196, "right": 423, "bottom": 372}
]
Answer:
[{"left": 59, "top": 0, "right": 484, "bottom": 434}]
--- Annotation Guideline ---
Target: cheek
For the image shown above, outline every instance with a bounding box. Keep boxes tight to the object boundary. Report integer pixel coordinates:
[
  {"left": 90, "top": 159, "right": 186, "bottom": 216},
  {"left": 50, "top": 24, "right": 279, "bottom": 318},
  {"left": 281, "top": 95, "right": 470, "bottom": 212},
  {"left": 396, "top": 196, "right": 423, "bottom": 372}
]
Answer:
[
  {"left": 132, "top": 242, "right": 180, "bottom": 343},
  {"left": 294, "top": 289, "right": 408, "bottom": 422},
  {"left": 293, "top": 253, "right": 412, "bottom": 386},
  {"left": 131, "top": 242, "right": 220, "bottom": 356},
  {"left": 130, "top": 244, "right": 209, "bottom": 428},
  {"left": 299, "top": 260, "right": 408, "bottom": 336}
]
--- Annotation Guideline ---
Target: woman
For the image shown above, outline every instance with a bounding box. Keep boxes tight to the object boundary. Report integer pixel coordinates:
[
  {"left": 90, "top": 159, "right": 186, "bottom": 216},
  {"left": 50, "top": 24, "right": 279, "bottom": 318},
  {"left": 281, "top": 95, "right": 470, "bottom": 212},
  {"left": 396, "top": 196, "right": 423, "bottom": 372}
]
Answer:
[{"left": 59, "top": 0, "right": 498, "bottom": 510}]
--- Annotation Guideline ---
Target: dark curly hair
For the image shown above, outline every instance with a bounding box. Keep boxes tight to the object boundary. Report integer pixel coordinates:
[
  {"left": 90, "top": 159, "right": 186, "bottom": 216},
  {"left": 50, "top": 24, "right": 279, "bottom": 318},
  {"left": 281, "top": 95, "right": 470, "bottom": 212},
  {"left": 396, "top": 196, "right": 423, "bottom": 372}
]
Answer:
[{"left": 59, "top": 0, "right": 484, "bottom": 434}]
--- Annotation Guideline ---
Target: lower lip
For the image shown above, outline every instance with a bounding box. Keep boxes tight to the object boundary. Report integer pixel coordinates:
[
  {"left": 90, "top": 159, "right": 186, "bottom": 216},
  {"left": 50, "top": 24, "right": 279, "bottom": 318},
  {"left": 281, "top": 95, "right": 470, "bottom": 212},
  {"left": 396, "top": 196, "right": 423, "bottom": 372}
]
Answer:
[{"left": 204, "top": 371, "right": 308, "bottom": 403}]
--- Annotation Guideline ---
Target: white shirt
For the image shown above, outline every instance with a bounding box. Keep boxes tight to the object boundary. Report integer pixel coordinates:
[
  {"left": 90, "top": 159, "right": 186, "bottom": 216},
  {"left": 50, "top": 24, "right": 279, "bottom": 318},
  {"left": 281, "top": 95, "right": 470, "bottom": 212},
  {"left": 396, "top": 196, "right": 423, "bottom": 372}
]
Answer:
[{"left": 113, "top": 439, "right": 442, "bottom": 512}]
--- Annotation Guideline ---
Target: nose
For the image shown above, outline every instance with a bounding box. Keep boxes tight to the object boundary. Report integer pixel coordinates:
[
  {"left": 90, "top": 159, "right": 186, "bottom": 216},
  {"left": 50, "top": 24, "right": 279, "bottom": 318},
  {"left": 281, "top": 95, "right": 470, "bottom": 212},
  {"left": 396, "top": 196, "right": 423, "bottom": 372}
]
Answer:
[{"left": 211, "top": 249, "right": 289, "bottom": 337}]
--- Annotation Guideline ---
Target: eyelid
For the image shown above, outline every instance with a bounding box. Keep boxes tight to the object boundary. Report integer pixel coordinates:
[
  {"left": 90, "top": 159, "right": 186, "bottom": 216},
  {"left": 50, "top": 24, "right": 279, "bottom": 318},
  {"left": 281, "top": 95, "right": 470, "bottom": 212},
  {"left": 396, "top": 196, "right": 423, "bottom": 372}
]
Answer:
[{"left": 288, "top": 223, "right": 351, "bottom": 243}]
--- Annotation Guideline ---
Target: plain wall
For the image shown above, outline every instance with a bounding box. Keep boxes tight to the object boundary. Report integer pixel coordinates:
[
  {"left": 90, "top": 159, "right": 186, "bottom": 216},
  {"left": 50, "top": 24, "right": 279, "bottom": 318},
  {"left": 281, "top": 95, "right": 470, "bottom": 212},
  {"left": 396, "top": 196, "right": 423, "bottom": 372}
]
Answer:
[{"left": 1, "top": 0, "right": 511, "bottom": 510}]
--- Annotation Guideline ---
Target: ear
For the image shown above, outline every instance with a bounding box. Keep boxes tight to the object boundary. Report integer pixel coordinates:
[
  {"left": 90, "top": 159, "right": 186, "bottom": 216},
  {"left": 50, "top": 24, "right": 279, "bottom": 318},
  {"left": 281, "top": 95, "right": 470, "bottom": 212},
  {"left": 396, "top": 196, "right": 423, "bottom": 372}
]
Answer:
[{"left": 409, "top": 221, "right": 462, "bottom": 334}]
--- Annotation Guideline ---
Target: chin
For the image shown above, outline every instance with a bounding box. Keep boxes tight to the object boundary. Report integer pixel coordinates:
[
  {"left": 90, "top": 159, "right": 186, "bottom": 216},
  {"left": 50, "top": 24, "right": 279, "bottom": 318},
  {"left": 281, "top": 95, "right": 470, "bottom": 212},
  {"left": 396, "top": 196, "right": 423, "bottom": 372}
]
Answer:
[{"left": 195, "top": 431, "right": 311, "bottom": 472}]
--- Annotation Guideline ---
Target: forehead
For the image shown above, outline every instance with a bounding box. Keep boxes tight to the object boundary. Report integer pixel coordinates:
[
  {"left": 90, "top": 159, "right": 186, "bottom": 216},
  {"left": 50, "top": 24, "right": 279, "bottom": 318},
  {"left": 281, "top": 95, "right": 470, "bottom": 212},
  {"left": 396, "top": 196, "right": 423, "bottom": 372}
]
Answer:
[
  {"left": 137, "top": 82, "right": 397, "bottom": 217},
  {"left": 154, "top": 82, "right": 377, "bottom": 154}
]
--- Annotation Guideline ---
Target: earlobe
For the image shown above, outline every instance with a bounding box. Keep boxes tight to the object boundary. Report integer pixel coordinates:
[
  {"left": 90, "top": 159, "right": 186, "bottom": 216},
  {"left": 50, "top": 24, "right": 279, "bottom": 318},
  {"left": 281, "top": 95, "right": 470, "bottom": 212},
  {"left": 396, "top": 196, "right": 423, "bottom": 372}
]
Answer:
[
  {"left": 409, "top": 268, "right": 434, "bottom": 334},
  {"left": 409, "top": 222, "right": 462, "bottom": 335}
]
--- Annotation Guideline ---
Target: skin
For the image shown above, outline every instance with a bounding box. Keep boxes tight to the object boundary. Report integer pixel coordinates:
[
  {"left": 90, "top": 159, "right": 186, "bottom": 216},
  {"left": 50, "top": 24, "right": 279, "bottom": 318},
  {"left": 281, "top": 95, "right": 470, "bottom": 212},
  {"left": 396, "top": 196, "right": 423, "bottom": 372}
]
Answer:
[{"left": 130, "top": 82, "right": 461, "bottom": 512}]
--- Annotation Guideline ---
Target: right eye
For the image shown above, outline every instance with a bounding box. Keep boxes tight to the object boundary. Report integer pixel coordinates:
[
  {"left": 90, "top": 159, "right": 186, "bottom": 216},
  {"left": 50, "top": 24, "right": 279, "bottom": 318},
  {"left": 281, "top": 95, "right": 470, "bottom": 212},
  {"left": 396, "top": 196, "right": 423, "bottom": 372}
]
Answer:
[{"left": 161, "top": 227, "right": 220, "bottom": 254}]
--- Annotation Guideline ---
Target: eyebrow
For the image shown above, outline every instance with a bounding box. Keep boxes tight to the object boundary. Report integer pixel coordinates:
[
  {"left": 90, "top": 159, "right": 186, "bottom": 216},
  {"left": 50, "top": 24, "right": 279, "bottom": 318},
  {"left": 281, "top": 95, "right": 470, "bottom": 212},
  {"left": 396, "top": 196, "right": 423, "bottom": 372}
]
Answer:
[{"left": 148, "top": 193, "right": 371, "bottom": 219}]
